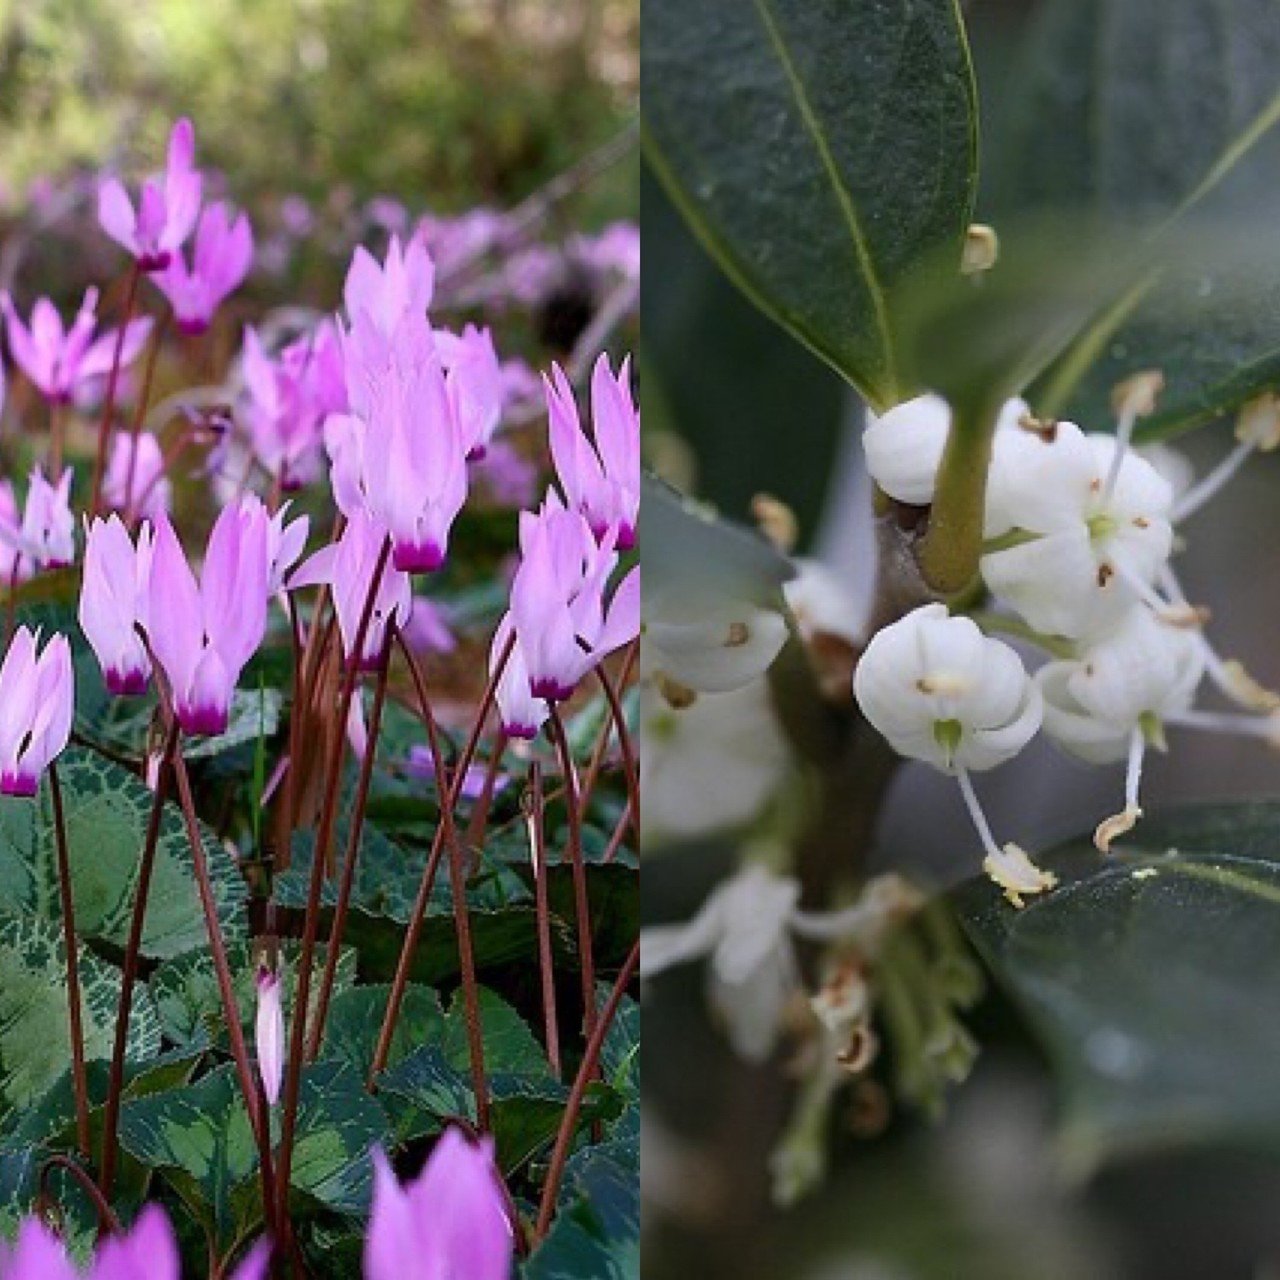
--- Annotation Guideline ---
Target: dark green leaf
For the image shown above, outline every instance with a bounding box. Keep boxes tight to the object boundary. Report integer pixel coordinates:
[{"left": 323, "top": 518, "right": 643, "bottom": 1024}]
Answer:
[
  {"left": 0, "top": 747, "right": 246, "bottom": 961},
  {"left": 955, "top": 802, "right": 1280, "bottom": 1172},
  {"left": 0, "top": 912, "right": 160, "bottom": 1113},
  {"left": 644, "top": 0, "right": 978, "bottom": 407}
]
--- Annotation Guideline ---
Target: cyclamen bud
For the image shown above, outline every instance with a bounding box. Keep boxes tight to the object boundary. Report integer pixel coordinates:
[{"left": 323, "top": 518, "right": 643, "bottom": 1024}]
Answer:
[
  {"left": 255, "top": 966, "right": 284, "bottom": 1106},
  {"left": 18, "top": 467, "right": 76, "bottom": 570},
  {"left": 80, "top": 515, "right": 154, "bottom": 695},
  {"left": 0, "top": 627, "right": 74, "bottom": 796},
  {"left": 490, "top": 616, "right": 548, "bottom": 741},
  {"left": 437, "top": 323, "right": 504, "bottom": 460}
]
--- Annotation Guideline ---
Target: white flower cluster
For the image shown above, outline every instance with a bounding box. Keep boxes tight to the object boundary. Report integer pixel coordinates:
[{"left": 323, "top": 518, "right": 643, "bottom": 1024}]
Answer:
[{"left": 858, "top": 384, "right": 1280, "bottom": 904}]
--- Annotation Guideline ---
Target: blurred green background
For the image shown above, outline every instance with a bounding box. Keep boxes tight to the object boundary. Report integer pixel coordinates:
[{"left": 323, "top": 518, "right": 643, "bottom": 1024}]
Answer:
[{"left": 0, "top": 0, "right": 636, "bottom": 209}]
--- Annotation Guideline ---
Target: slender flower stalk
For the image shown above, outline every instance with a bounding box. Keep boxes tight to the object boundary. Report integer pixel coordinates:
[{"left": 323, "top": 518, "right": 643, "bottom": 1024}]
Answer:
[
  {"left": 546, "top": 707, "right": 597, "bottom": 1038},
  {"left": 534, "top": 939, "right": 639, "bottom": 1238},
  {"left": 305, "top": 635, "right": 393, "bottom": 1061},
  {"left": 395, "top": 629, "right": 490, "bottom": 1127},
  {"left": 99, "top": 723, "right": 177, "bottom": 1201},
  {"left": 89, "top": 261, "right": 143, "bottom": 517},
  {"left": 48, "top": 764, "right": 90, "bottom": 1160},
  {"left": 367, "top": 632, "right": 515, "bottom": 1087},
  {"left": 524, "top": 762, "right": 562, "bottom": 1079},
  {"left": 274, "top": 538, "right": 392, "bottom": 1235}
]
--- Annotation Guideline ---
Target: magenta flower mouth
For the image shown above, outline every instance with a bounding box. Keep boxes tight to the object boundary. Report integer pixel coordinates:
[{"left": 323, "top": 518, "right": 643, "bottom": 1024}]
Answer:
[
  {"left": 106, "top": 669, "right": 150, "bottom": 696},
  {"left": 504, "top": 721, "right": 541, "bottom": 741},
  {"left": 0, "top": 772, "right": 38, "bottom": 798},
  {"left": 176, "top": 317, "right": 210, "bottom": 337},
  {"left": 466, "top": 445, "right": 489, "bottom": 463},
  {"left": 179, "top": 703, "right": 229, "bottom": 737},
  {"left": 392, "top": 540, "right": 445, "bottom": 574},
  {"left": 529, "top": 677, "right": 574, "bottom": 702},
  {"left": 616, "top": 522, "right": 636, "bottom": 552},
  {"left": 138, "top": 250, "right": 173, "bottom": 273}
]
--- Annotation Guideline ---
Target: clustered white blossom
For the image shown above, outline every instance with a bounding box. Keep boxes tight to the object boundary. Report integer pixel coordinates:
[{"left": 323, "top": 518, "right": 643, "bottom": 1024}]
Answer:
[{"left": 859, "top": 382, "right": 1280, "bottom": 904}]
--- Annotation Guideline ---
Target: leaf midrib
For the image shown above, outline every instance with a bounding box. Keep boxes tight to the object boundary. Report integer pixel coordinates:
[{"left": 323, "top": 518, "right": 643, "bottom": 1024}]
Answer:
[{"left": 749, "top": 0, "right": 899, "bottom": 393}]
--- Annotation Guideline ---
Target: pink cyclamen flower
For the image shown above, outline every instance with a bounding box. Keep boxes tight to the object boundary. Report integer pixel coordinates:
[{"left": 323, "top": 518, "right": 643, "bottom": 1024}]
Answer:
[
  {"left": 1, "top": 1203, "right": 270, "bottom": 1280},
  {"left": 0, "top": 467, "right": 77, "bottom": 573},
  {"left": 491, "top": 615, "right": 547, "bottom": 741},
  {"left": 103, "top": 431, "right": 171, "bottom": 520},
  {"left": 365, "top": 1129, "right": 513, "bottom": 1280},
  {"left": 144, "top": 502, "right": 268, "bottom": 736},
  {"left": 509, "top": 501, "right": 640, "bottom": 702},
  {"left": 97, "top": 117, "right": 203, "bottom": 272},
  {"left": 241, "top": 323, "right": 344, "bottom": 490},
  {"left": 0, "top": 1217, "right": 78, "bottom": 1280},
  {"left": 255, "top": 966, "right": 285, "bottom": 1106},
  {"left": 343, "top": 234, "right": 435, "bottom": 338},
  {"left": 1, "top": 288, "right": 152, "bottom": 405},
  {"left": 547, "top": 356, "right": 639, "bottom": 550},
  {"left": 342, "top": 311, "right": 469, "bottom": 572},
  {"left": 80, "top": 515, "right": 155, "bottom": 696},
  {"left": 436, "top": 323, "right": 504, "bottom": 460},
  {"left": 291, "top": 511, "right": 412, "bottom": 669},
  {"left": 155, "top": 201, "right": 254, "bottom": 334},
  {"left": 0, "top": 627, "right": 73, "bottom": 796},
  {"left": 401, "top": 597, "right": 456, "bottom": 655}
]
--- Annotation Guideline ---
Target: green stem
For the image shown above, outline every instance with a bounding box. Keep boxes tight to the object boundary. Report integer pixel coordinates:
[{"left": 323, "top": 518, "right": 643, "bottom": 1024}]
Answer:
[{"left": 918, "top": 399, "right": 1001, "bottom": 595}]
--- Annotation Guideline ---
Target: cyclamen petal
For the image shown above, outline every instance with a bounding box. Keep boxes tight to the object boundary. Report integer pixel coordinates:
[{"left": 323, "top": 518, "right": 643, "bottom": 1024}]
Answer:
[
  {"left": 103, "top": 431, "right": 171, "bottom": 520},
  {"left": 80, "top": 516, "right": 153, "bottom": 695},
  {"left": 156, "top": 201, "right": 254, "bottom": 333},
  {"left": 0, "top": 627, "right": 74, "bottom": 796},
  {"left": 364, "top": 1130, "right": 513, "bottom": 1280}
]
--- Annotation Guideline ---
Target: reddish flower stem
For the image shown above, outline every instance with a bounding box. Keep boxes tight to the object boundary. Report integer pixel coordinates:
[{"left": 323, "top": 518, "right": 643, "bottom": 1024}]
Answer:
[
  {"left": 366, "top": 632, "right": 515, "bottom": 1088},
  {"left": 167, "top": 735, "right": 279, "bottom": 1237},
  {"left": 38, "top": 1154, "right": 122, "bottom": 1237},
  {"left": 304, "top": 636, "right": 393, "bottom": 1061},
  {"left": 89, "top": 261, "right": 142, "bottom": 517},
  {"left": 48, "top": 764, "right": 90, "bottom": 1161},
  {"left": 273, "top": 539, "right": 391, "bottom": 1231},
  {"left": 524, "top": 761, "right": 562, "bottom": 1079},
  {"left": 592, "top": 650, "right": 638, "bottom": 801},
  {"left": 394, "top": 628, "right": 490, "bottom": 1129},
  {"left": 546, "top": 707, "right": 597, "bottom": 1038},
  {"left": 99, "top": 721, "right": 177, "bottom": 1202},
  {"left": 121, "top": 303, "right": 171, "bottom": 518},
  {"left": 578, "top": 640, "right": 637, "bottom": 813},
  {"left": 534, "top": 939, "right": 639, "bottom": 1238}
]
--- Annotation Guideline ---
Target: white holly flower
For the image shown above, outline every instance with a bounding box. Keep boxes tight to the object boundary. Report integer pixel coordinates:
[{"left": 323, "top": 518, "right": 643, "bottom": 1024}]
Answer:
[
  {"left": 854, "top": 604, "right": 1054, "bottom": 904},
  {"left": 642, "top": 865, "right": 920, "bottom": 1062},
  {"left": 1038, "top": 608, "right": 1204, "bottom": 849},
  {"left": 642, "top": 599, "right": 787, "bottom": 699},
  {"left": 981, "top": 422, "right": 1174, "bottom": 638},
  {"left": 854, "top": 604, "right": 1041, "bottom": 773},
  {"left": 863, "top": 394, "right": 1029, "bottom": 507},
  {"left": 642, "top": 681, "right": 790, "bottom": 847}
]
